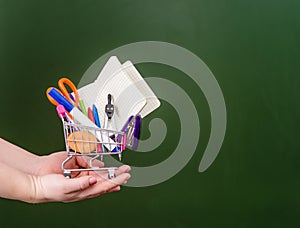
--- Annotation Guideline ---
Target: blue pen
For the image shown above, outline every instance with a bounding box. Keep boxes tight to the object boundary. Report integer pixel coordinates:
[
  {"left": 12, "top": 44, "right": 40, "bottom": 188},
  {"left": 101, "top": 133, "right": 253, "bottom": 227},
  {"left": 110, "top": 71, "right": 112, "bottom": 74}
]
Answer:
[
  {"left": 92, "top": 104, "right": 101, "bottom": 128},
  {"left": 48, "top": 88, "right": 74, "bottom": 112}
]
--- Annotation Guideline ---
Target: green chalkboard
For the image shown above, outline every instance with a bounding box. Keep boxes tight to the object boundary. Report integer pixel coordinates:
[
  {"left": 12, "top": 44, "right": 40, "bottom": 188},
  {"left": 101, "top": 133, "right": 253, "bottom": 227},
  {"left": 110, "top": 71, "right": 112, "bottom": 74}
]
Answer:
[{"left": 0, "top": 0, "right": 299, "bottom": 227}]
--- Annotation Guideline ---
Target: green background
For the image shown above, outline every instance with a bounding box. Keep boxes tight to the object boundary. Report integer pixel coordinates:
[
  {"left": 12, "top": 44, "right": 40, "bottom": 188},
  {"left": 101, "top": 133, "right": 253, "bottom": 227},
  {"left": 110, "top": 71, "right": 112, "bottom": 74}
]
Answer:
[{"left": 0, "top": 0, "right": 299, "bottom": 227}]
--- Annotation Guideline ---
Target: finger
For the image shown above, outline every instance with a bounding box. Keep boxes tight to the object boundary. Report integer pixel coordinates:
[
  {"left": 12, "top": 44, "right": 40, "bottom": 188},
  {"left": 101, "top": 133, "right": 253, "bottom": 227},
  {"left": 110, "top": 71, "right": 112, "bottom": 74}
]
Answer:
[
  {"left": 65, "top": 176, "right": 97, "bottom": 194},
  {"left": 67, "top": 173, "right": 130, "bottom": 201},
  {"left": 91, "top": 159, "right": 104, "bottom": 167},
  {"left": 75, "top": 170, "right": 90, "bottom": 178},
  {"left": 114, "top": 165, "right": 131, "bottom": 176},
  {"left": 90, "top": 165, "right": 131, "bottom": 184},
  {"left": 100, "top": 173, "right": 131, "bottom": 192},
  {"left": 76, "top": 156, "right": 104, "bottom": 168},
  {"left": 107, "top": 186, "right": 121, "bottom": 193},
  {"left": 64, "top": 165, "right": 130, "bottom": 197},
  {"left": 89, "top": 166, "right": 130, "bottom": 183},
  {"left": 81, "top": 172, "right": 130, "bottom": 193}
]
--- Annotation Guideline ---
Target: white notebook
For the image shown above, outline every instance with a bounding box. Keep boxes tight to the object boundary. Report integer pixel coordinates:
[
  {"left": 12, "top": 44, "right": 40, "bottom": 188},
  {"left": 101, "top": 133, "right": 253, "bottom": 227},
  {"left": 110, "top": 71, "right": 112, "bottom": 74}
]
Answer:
[{"left": 77, "top": 56, "right": 160, "bottom": 131}]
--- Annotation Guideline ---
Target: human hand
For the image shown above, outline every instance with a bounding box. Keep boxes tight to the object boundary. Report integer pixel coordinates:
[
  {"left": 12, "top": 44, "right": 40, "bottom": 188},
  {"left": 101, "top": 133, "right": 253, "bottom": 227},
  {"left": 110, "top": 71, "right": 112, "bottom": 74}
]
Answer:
[
  {"left": 30, "top": 151, "right": 131, "bottom": 203},
  {"left": 0, "top": 139, "right": 131, "bottom": 203},
  {"left": 35, "top": 151, "right": 104, "bottom": 176},
  {"left": 31, "top": 165, "right": 131, "bottom": 203}
]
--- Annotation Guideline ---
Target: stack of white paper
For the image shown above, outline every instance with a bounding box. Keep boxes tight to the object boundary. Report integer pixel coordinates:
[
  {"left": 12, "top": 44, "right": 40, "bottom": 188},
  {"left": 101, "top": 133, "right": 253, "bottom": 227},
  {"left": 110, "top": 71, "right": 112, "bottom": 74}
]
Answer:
[{"left": 77, "top": 56, "right": 160, "bottom": 131}]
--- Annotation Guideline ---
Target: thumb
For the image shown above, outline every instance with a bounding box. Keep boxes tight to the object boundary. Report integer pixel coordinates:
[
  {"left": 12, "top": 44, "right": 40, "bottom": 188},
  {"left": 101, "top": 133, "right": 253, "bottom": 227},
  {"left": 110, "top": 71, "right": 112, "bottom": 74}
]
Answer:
[{"left": 66, "top": 176, "right": 97, "bottom": 193}]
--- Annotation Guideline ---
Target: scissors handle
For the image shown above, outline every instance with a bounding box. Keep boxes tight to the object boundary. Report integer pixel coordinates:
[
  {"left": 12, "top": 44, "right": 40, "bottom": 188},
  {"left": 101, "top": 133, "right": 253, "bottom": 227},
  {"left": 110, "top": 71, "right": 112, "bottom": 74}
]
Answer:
[
  {"left": 58, "top": 78, "right": 79, "bottom": 107},
  {"left": 46, "top": 87, "right": 62, "bottom": 106},
  {"left": 46, "top": 77, "right": 79, "bottom": 107}
]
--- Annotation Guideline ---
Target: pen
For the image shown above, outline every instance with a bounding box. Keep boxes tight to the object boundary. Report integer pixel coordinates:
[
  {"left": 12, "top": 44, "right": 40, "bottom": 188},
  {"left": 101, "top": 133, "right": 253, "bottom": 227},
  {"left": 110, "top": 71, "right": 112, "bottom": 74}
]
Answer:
[
  {"left": 92, "top": 104, "right": 106, "bottom": 152},
  {"left": 79, "top": 100, "right": 88, "bottom": 116},
  {"left": 87, "top": 107, "right": 95, "bottom": 123},
  {"left": 92, "top": 104, "right": 101, "bottom": 128}
]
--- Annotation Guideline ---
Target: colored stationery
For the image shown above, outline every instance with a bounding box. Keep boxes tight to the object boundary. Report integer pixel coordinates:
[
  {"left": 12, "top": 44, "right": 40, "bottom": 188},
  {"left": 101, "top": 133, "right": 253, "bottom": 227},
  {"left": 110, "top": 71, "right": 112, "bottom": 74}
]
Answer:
[
  {"left": 79, "top": 100, "right": 88, "bottom": 116},
  {"left": 87, "top": 107, "right": 95, "bottom": 123},
  {"left": 92, "top": 104, "right": 101, "bottom": 128}
]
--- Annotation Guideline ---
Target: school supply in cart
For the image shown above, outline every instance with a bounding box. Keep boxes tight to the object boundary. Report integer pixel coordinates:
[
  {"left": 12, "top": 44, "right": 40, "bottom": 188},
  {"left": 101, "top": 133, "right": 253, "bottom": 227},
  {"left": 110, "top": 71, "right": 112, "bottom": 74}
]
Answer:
[
  {"left": 47, "top": 80, "right": 124, "bottom": 179},
  {"left": 46, "top": 56, "right": 160, "bottom": 178}
]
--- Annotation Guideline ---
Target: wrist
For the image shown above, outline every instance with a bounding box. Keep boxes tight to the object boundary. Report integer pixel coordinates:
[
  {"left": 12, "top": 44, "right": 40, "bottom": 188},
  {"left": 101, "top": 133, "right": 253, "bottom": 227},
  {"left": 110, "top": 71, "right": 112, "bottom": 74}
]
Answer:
[
  {"left": 0, "top": 162, "right": 44, "bottom": 204},
  {"left": 27, "top": 175, "right": 50, "bottom": 203}
]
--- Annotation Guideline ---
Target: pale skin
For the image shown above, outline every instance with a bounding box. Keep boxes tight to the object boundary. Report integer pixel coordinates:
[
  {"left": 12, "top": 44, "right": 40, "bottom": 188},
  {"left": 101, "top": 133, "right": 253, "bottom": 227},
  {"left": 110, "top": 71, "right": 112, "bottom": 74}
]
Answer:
[{"left": 0, "top": 138, "right": 131, "bottom": 203}]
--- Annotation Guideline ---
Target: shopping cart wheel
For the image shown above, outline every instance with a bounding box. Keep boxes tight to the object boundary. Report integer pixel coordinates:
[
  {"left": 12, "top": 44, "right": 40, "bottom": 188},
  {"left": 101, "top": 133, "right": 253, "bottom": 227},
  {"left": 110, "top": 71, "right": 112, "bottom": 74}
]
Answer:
[
  {"left": 64, "top": 171, "right": 71, "bottom": 178},
  {"left": 108, "top": 169, "right": 115, "bottom": 179}
]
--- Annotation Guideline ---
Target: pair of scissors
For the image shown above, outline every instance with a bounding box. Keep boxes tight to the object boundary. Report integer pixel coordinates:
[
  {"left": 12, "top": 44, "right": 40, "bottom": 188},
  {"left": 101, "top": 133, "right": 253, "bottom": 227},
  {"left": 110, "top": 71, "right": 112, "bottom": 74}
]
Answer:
[{"left": 46, "top": 78, "right": 80, "bottom": 119}]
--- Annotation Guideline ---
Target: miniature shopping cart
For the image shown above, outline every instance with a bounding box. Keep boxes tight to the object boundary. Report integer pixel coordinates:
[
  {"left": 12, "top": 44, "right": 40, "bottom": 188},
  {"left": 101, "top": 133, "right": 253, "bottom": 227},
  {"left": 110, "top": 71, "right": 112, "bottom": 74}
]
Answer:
[{"left": 58, "top": 111, "right": 126, "bottom": 179}]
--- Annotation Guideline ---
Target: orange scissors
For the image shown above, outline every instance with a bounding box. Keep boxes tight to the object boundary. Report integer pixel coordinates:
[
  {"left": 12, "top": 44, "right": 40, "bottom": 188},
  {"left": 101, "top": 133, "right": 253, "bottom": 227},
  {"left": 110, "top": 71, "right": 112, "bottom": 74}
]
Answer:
[{"left": 46, "top": 78, "right": 80, "bottom": 118}]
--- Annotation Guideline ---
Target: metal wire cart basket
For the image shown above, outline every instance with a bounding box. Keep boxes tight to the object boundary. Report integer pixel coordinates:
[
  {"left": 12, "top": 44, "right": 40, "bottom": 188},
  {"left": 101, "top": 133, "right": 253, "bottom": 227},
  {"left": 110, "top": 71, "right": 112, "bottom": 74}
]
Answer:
[
  {"left": 60, "top": 118, "right": 126, "bottom": 179},
  {"left": 46, "top": 77, "right": 144, "bottom": 179}
]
